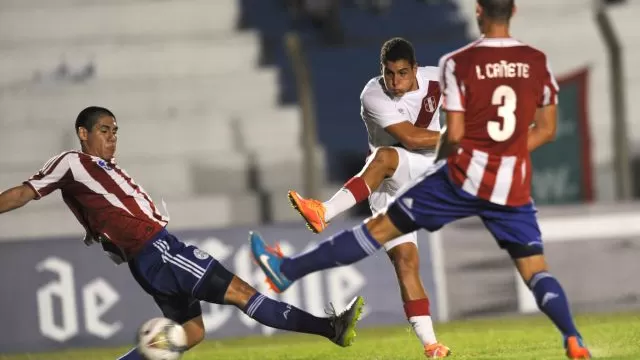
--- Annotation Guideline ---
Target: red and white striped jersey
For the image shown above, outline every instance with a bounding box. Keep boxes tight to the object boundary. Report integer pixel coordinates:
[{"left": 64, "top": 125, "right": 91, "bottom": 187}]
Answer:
[
  {"left": 438, "top": 37, "right": 558, "bottom": 206},
  {"left": 24, "top": 151, "right": 168, "bottom": 259}
]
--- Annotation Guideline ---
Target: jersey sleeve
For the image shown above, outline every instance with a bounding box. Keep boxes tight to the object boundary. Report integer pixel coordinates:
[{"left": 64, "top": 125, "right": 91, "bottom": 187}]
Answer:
[
  {"left": 24, "top": 152, "right": 73, "bottom": 199},
  {"left": 360, "top": 88, "right": 407, "bottom": 128},
  {"left": 438, "top": 55, "right": 465, "bottom": 112},
  {"left": 538, "top": 56, "right": 559, "bottom": 107}
]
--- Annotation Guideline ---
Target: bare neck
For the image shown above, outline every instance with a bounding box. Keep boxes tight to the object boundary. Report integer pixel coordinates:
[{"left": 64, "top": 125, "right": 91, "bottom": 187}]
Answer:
[{"left": 482, "top": 22, "right": 511, "bottom": 39}]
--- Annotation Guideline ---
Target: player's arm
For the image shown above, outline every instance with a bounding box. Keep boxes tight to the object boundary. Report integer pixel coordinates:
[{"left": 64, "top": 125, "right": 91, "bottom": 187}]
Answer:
[
  {"left": 1, "top": 152, "right": 74, "bottom": 215},
  {"left": 529, "top": 55, "right": 560, "bottom": 152},
  {"left": 0, "top": 185, "right": 37, "bottom": 214},
  {"left": 435, "top": 111, "right": 464, "bottom": 160},
  {"left": 436, "top": 56, "right": 466, "bottom": 160},
  {"left": 384, "top": 122, "right": 440, "bottom": 151},
  {"left": 528, "top": 104, "right": 557, "bottom": 152}
]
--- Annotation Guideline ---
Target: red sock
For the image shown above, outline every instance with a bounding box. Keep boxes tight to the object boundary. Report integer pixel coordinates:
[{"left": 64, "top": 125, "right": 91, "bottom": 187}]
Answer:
[
  {"left": 403, "top": 298, "right": 431, "bottom": 318},
  {"left": 343, "top": 177, "right": 370, "bottom": 203}
]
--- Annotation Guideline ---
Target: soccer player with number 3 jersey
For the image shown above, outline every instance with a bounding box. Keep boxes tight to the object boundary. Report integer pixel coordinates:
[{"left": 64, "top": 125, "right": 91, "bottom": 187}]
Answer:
[{"left": 251, "top": 0, "right": 591, "bottom": 358}]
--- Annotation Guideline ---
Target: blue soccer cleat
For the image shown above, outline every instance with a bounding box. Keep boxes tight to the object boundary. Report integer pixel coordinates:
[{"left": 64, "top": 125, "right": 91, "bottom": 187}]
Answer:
[{"left": 249, "top": 231, "right": 292, "bottom": 293}]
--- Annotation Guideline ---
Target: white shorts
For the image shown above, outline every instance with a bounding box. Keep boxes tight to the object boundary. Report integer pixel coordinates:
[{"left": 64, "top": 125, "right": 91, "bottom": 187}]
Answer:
[{"left": 368, "top": 147, "right": 436, "bottom": 251}]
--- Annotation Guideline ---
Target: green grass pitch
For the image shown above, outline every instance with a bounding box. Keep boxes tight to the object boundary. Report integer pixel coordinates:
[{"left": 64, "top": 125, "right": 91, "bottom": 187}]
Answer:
[{"left": 2, "top": 311, "right": 639, "bottom": 360}]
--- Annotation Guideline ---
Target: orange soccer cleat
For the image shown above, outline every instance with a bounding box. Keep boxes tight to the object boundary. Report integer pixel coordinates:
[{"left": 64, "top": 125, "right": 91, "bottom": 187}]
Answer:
[
  {"left": 565, "top": 336, "right": 591, "bottom": 359},
  {"left": 424, "top": 343, "right": 451, "bottom": 358},
  {"left": 287, "top": 190, "right": 328, "bottom": 234}
]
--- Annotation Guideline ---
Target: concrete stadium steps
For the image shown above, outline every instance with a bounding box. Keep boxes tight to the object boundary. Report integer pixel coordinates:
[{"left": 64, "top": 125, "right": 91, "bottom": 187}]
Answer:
[
  {"left": 0, "top": 129, "right": 67, "bottom": 165},
  {"left": 111, "top": 120, "right": 237, "bottom": 158},
  {"left": 0, "top": 33, "right": 261, "bottom": 86},
  {"left": 115, "top": 153, "right": 252, "bottom": 198},
  {"left": 0, "top": 0, "right": 326, "bottom": 229},
  {"left": 0, "top": 71, "right": 281, "bottom": 125},
  {"left": 0, "top": 104, "right": 302, "bottom": 161},
  {"left": 0, "top": 192, "right": 261, "bottom": 241},
  {"left": 235, "top": 107, "right": 302, "bottom": 151},
  {"left": 0, "top": 0, "right": 239, "bottom": 44},
  {"left": 251, "top": 146, "right": 328, "bottom": 192},
  {"left": 0, "top": 150, "right": 252, "bottom": 197}
]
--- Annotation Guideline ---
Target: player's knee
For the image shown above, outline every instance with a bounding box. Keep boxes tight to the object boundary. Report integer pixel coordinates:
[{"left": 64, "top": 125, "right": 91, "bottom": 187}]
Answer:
[
  {"left": 513, "top": 254, "right": 547, "bottom": 283},
  {"left": 223, "top": 276, "right": 259, "bottom": 310},
  {"left": 371, "top": 147, "right": 399, "bottom": 172},
  {"left": 365, "top": 213, "right": 404, "bottom": 245},
  {"left": 193, "top": 262, "right": 235, "bottom": 305}
]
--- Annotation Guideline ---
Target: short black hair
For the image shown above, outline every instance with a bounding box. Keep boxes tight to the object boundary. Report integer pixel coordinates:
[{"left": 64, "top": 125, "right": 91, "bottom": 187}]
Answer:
[
  {"left": 75, "top": 106, "right": 115, "bottom": 133},
  {"left": 380, "top": 37, "right": 416, "bottom": 66},
  {"left": 478, "top": 0, "right": 515, "bottom": 21}
]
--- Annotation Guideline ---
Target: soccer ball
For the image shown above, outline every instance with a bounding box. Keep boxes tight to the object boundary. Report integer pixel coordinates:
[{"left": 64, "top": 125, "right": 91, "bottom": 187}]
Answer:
[{"left": 137, "top": 317, "right": 187, "bottom": 360}]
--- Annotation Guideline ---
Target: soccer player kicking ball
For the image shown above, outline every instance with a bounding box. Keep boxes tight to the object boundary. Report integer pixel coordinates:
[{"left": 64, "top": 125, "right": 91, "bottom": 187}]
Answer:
[
  {"left": 251, "top": 0, "right": 591, "bottom": 358},
  {"left": 288, "top": 37, "right": 450, "bottom": 357},
  {"left": 0, "top": 106, "right": 365, "bottom": 360}
]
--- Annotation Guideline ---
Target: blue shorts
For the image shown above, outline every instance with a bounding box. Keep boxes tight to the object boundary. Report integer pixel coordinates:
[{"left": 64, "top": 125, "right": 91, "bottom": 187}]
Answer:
[
  {"left": 128, "top": 229, "right": 235, "bottom": 324},
  {"left": 387, "top": 162, "right": 543, "bottom": 258}
]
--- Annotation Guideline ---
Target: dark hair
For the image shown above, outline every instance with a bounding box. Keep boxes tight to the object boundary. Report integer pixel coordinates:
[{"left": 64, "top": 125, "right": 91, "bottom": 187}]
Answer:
[
  {"left": 478, "top": 0, "right": 515, "bottom": 21},
  {"left": 380, "top": 37, "right": 416, "bottom": 66},
  {"left": 75, "top": 106, "right": 115, "bottom": 133}
]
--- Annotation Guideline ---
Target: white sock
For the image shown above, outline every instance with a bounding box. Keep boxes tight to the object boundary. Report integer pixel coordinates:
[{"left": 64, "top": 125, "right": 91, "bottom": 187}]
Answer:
[
  {"left": 408, "top": 315, "right": 437, "bottom": 346},
  {"left": 323, "top": 188, "right": 356, "bottom": 222}
]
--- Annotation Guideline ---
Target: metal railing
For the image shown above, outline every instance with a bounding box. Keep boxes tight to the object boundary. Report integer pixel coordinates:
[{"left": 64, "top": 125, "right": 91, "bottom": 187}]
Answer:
[{"left": 594, "top": 0, "right": 634, "bottom": 200}]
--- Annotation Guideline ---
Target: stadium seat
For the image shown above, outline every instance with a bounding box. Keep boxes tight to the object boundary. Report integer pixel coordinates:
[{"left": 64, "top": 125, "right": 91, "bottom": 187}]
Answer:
[
  {"left": 191, "top": 152, "right": 251, "bottom": 195},
  {"left": 0, "top": 71, "right": 281, "bottom": 126},
  {"left": 0, "top": 0, "right": 239, "bottom": 42},
  {"left": 115, "top": 119, "right": 235, "bottom": 157},
  {"left": 235, "top": 106, "right": 302, "bottom": 151},
  {"left": 251, "top": 146, "right": 327, "bottom": 192},
  {"left": 114, "top": 158, "right": 195, "bottom": 199},
  {"left": 0, "top": 34, "right": 262, "bottom": 87},
  {"left": 0, "top": 128, "right": 67, "bottom": 165},
  {"left": 0, "top": 192, "right": 262, "bottom": 239}
]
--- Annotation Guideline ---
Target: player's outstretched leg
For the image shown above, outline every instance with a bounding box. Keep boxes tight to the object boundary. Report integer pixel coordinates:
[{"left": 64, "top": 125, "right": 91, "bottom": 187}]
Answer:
[
  {"left": 288, "top": 147, "right": 399, "bottom": 233},
  {"left": 250, "top": 222, "right": 385, "bottom": 292},
  {"left": 191, "top": 254, "right": 365, "bottom": 347},
  {"left": 216, "top": 274, "right": 365, "bottom": 347},
  {"left": 516, "top": 256, "right": 591, "bottom": 359}
]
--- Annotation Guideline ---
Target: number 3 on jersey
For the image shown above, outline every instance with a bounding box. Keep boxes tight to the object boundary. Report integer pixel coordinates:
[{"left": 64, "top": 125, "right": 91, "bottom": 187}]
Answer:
[{"left": 488, "top": 85, "right": 517, "bottom": 142}]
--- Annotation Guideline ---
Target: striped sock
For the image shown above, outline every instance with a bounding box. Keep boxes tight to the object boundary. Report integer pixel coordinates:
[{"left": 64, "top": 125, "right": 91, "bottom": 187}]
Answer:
[
  {"left": 404, "top": 298, "right": 437, "bottom": 345},
  {"left": 280, "top": 224, "right": 381, "bottom": 281},
  {"left": 244, "top": 292, "right": 334, "bottom": 338},
  {"left": 529, "top": 272, "right": 580, "bottom": 338},
  {"left": 324, "top": 177, "right": 371, "bottom": 222},
  {"left": 117, "top": 347, "right": 144, "bottom": 360}
]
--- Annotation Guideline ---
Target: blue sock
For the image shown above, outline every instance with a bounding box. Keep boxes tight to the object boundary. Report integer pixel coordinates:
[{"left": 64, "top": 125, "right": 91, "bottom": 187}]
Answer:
[
  {"left": 117, "top": 347, "right": 144, "bottom": 360},
  {"left": 280, "top": 224, "right": 381, "bottom": 281},
  {"left": 528, "top": 272, "right": 580, "bottom": 339},
  {"left": 244, "top": 292, "right": 334, "bottom": 338}
]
